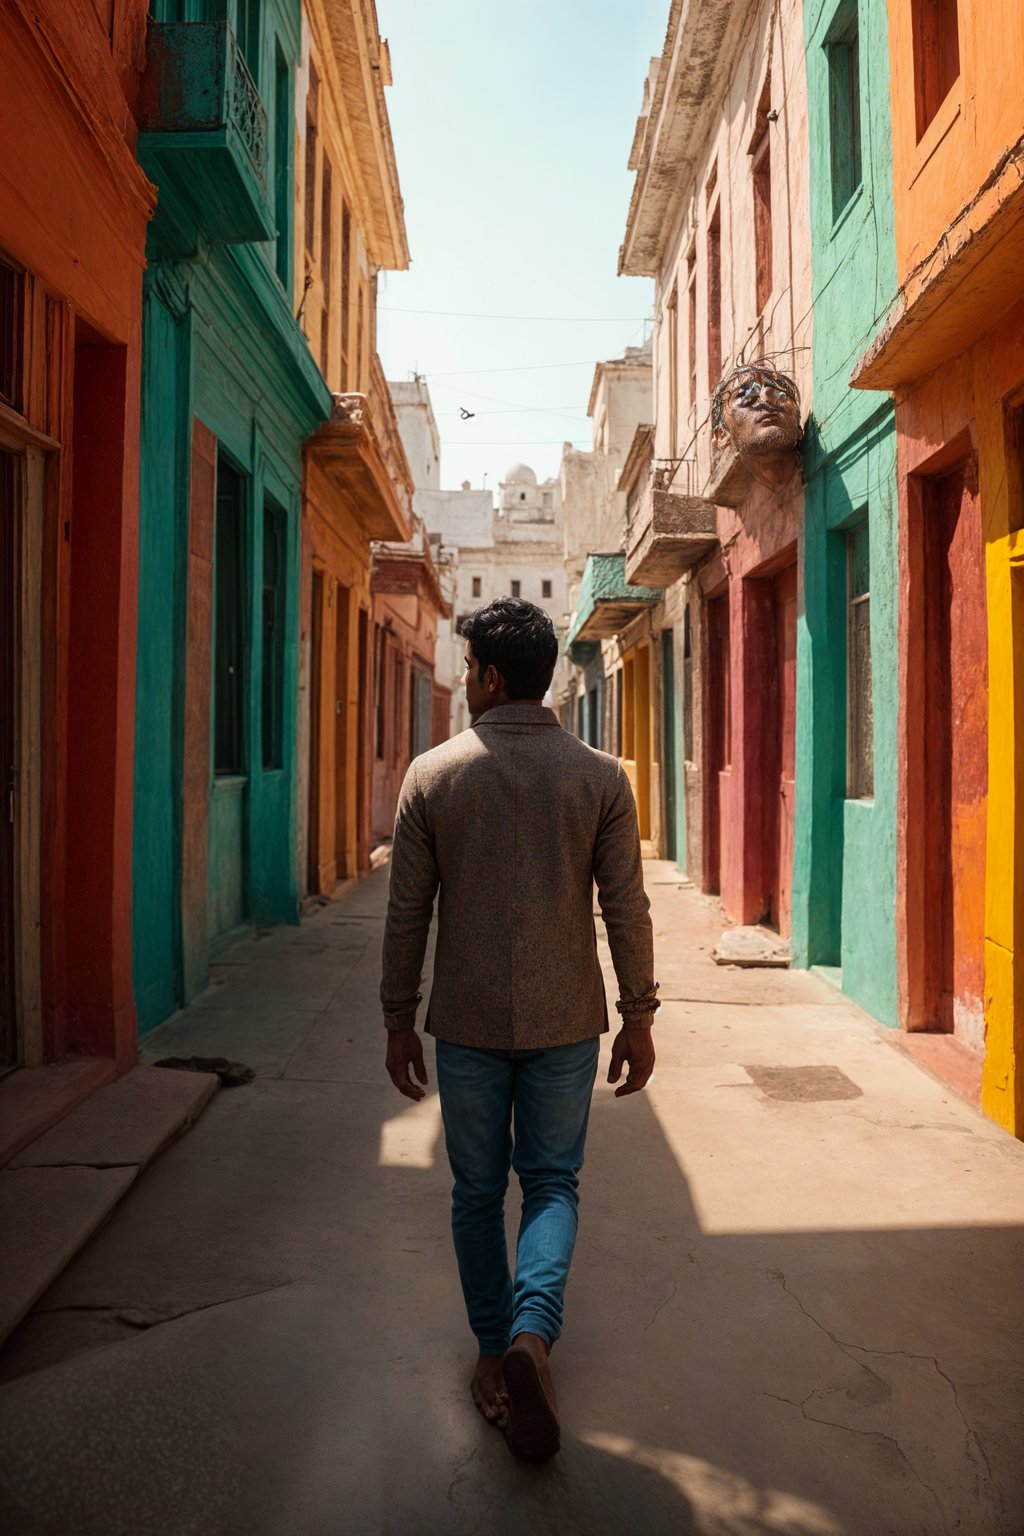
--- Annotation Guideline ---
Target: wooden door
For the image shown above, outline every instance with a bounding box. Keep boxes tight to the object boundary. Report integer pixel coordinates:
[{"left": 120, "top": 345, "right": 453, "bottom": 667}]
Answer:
[
  {"left": 773, "top": 564, "right": 797, "bottom": 936},
  {"left": 923, "top": 457, "right": 987, "bottom": 1041},
  {"left": 333, "top": 582, "right": 350, "bottom": 878},
  {"left": 705, "top": 592, "right": 731, "bottom": 893},
  {"left": 0, "top": 450, "right": 17, "bottom": 1066},
  {"left": 307, "top": 569, "right": 324, "bottom": 891},
  {"left": 661, "top": 629, "right": 677, "bottom": 864}
]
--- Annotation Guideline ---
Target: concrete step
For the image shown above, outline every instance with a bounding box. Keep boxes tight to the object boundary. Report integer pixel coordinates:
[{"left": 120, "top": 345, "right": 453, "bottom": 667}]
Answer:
[{"left": 0, "top": 1065, "right": 218, "bottom": 1344}]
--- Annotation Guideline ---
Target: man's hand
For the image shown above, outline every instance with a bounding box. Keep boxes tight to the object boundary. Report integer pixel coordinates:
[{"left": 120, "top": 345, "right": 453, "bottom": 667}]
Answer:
[
  {"left": 386, "top": 1029, "right": 429, "bottom": 1101},
  {"left": 607, "top": 1025, "right": 655, "bottom": 1098}
]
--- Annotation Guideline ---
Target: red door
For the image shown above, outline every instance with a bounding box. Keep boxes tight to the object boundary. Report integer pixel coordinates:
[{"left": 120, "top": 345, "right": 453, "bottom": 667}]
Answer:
[
  {"left": 773, "top": 565, "right": 797, "bottom": 936},
  {"left": 705, "top": 591, "right": 731, "bottom": 894},
  {"left": 923, "top": 457, "right": 987, "bottom": 1044},
  {"left": 0, "top": 450, "right": 17, "bottom": 1067}
]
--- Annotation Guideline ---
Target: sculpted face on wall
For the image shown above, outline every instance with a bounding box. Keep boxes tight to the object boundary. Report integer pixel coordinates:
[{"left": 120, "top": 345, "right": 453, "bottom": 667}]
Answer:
[{"left": 711, "top": 363, "right": 803, "bottom": 492}]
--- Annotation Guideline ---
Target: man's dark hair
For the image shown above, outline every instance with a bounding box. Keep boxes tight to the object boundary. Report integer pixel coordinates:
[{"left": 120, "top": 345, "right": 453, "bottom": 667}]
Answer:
[
  {"left": 459, "top": 597, "right": 559, "bottom": 700},
  {"left": 710, "top": 361, "right": 801, "bottom": 434}
]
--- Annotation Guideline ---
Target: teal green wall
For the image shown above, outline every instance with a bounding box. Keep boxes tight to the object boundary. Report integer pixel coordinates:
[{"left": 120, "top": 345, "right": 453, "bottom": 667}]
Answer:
[
  {"left": 794, "top": 0, "right": 899, "bottom": 1025},
  {"left": 133, "top": 0, "right": 331, "bottom": 1032}
]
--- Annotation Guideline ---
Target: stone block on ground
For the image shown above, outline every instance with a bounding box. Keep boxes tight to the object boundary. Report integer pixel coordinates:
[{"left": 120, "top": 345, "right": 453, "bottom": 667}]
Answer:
[
  {"left": 0, "top": 1167, "right": 136, "bottom": 1344},
  {"left": 10, "top": 1066, "right": 218, "bottom": 1171},
  {"left": 712, "top": 926, "right": 792, "bottom": 967}
]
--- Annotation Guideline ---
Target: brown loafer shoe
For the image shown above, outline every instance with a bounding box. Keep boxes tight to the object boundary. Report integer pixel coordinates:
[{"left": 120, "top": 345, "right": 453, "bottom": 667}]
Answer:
[{"left": 502, "top": 1342, "right": 560, "bottom": 1462}]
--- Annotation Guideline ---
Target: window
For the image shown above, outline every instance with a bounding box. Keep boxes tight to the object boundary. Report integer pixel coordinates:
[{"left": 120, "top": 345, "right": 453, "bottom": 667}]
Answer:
[
  {"left": 340, "top": 202, "right": 351, "bottom": 386},
  {"left": 262, "top": 502, "right": 285, "bottom": 770},
  {"left": 356, "top": 277, "right": 366, "bottom": 390},
  {"left": 471, "top": 576, "right": 482, "bottom": 598},
  {"left": 320, "top": 155, "right": 333, "bottom": 373},
  {"left": 237, "top": 0, "right": 261, "bottom": 85},
  {"left": 847, "top": 522, "right": 873, "bottom": 797},
  {"left": 683, "top": 606, "right": 693, "bottom": 762},
  {"left": 411, "top": 666, "right": 433, "bottom": 758},
  {"left": 374, "top": 625, "right": 386, "bottom": 760},
  {"left": 520, "top": 492, "right": 526, "bottom": 502},
  {"left": 623, "top": 658, "right": 636, "bottom": 760},
  {"left": 214, "top": 458, "right": 246, "bottom": 777},
  {"left": 304, "top": 63, "right": 318, "bottom": 258},
  {"left": 912, "top": 0, "right": 960, "bottom": 141},
  {"left": 542, "top": 579, "right": 552, "bottom": 599},
  {"left": 749, "top": 72, "right": 773, "bottom": 317},
  {"left": 391, "top": 652, "right": 405, "bottom": 764},
  {"left": 0, "top": 254, "right": 22, "bottom": 411},
  {"left": 666, "top": 282, "right": 679, "bottom": 458},
  {"left": 510, "top": 580, "right": 521, "bottom": 598},
  {"left": 707, "top": 203, "right": 722, "bottom": 390},
  {"left": 273, "top": 44, "right": 290, "bottom": 288},
  {"left": 686, "top": 247, "right": 697, "bottom": 418},
  {"left": 826, "top": 2, "right": 862, "bottom": 217},
  {"left": 614, "top": 668, "right": 623, "bottom": 757}
]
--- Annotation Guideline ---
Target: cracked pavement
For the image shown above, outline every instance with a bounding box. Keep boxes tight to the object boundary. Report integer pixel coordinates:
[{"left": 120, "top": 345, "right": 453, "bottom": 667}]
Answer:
[{"left": 0, "top": 863, "right": 1022, "bottom": 1535}]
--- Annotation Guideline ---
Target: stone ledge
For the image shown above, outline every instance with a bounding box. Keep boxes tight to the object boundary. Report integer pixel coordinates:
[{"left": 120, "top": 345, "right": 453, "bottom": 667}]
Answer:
[
  {"left": 0, "top": 1059, "right": 117, "bottom": 1168},
  {"left": 0, "top": 1067, "right": 218, "bottom": 1345},
  {"left": 10, "top": 1066, "right": 219, "bottom": 1172},
  {"left": 0, "top": 1167, "right": 136, "bottom": 1345}
]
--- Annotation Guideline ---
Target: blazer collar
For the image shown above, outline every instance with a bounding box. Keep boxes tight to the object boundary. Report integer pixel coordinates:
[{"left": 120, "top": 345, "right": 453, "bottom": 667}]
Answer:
[{"left": 473, "top": 703, "right": 561, "bottom": 729}]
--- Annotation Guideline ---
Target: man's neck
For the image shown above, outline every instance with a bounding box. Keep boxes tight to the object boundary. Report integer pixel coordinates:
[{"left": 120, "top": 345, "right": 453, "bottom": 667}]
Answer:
[{"left": 477, "top": 695, "right": 546, "bottom": 715}]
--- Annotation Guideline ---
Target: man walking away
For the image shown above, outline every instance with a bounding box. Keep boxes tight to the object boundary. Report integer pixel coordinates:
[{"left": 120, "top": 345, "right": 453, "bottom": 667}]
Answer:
[{"left": 380, "top": 597, "right": 658, "bottom": 1462}]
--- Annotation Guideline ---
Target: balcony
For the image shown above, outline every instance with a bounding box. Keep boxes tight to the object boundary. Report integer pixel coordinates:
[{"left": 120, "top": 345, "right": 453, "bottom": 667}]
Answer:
[
  {"left": 138, "top": 22, "right": 275, "bottom": 251},
  {"left": 704, "top": 436, "right": 756, "bottom": 508},
  {"left": 565, "top": 554, "right": 662, "bottom": 655},
  {"left": 625, "top": 463, "right": 718, "bottom": 587},
  {"left": 305, "top": 355, "right": 413, "bottom": 544}
]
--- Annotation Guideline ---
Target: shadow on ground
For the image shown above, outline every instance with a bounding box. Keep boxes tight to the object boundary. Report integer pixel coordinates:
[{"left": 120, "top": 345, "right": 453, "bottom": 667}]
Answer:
[{"left": 0, "top": 871, "right": 1021, "bottom": 1535}]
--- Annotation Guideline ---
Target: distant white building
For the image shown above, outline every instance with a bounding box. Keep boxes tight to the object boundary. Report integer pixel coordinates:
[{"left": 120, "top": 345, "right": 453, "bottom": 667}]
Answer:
[{"left": 390, "top": 381, "right": 569, "bottom": 735}]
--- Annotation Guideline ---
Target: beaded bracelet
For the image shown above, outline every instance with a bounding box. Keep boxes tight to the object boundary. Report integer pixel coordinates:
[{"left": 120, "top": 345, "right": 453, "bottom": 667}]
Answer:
[{"left": 615, "top": 983, "right": 661, "bottom": 1021}]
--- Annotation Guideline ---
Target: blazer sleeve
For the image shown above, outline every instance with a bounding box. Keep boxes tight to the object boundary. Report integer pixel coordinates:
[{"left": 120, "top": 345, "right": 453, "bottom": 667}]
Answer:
[
  {"left": 593, "top": 762, "right": 655, "bottom": 1006},
  {"left": 380, "top": 760, "right": 440, "bottom": 1030}
]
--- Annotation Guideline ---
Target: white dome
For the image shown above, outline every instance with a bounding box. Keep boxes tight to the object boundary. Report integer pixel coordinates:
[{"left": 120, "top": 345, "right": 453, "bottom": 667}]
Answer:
[{"left": 504, "top": 463, "right": 537, "bottom": 486}]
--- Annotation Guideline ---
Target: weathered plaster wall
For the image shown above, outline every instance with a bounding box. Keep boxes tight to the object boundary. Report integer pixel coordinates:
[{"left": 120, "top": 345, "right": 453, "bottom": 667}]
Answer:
[
  {"left": 133, "top": 0, "right": 331, "bottom": 1032},
  {"left": 648, "top": 0, "right": 812, "bottom": 929},
  {"left": 1, "top": 0, "right": 152, "bottom": 1069},
  {"left": 793, "top": 0, "right": 899, "bottom": 1023},
  {"left": 891, "top": 307, "right": 1024, "bottom": 1133},
  {"left": 884, "top": 0, "right": 1024, "bottom": 279}
]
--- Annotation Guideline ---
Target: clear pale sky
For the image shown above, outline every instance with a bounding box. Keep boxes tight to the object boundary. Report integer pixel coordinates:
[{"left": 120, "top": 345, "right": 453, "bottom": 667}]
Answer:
[{"left": 375, "top": 0, "right": 666, "bottom": 492}]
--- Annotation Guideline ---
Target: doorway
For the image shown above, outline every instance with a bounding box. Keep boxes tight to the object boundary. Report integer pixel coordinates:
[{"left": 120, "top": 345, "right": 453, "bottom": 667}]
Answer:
[
  {"left": 333, "top": 581, "right": 350, "bottom": 879},
  {"left": 770, "top": 563, "right": 797, "bottom": 934},
  {"left": 209, "top": 456, "right": 248, "bottom": 944},
  {"left": 705, "top": 590, "right": 731, "bottom": 894},
  {"left": 661, "top": 629, "right": 677, "bottom": 864},
  {"left": 308, "top": 568, "right": 324, "bottom": 892},
  {"left": 921, "top": 454, "right": 987, "bottom": 1043},
  {"left": 0, "top": 449, "right": 18, "bottom": 1068}
]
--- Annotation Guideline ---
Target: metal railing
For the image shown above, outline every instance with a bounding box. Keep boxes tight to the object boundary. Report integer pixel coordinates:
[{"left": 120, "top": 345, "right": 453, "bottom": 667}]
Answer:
[{"left": 230, "top": 40, "right": 268, "bottom": 185}]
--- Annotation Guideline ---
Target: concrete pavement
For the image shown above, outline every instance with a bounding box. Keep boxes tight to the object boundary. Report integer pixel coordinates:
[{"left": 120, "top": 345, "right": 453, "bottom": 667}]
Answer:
[{"left": 0, "top": 864, "right": 1022, "bottom": 1535}]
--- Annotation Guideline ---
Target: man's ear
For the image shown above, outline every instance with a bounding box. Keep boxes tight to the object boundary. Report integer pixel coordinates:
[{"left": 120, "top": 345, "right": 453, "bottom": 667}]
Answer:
[
  {"left": 486, "top": 665, "right": 500, "bottom": 693},
  {"left": 713, "top": 423, "right": 730, "bottom": 452}
]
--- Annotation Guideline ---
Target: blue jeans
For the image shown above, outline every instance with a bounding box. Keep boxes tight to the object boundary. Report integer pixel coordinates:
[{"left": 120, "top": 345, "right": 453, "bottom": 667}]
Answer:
[{"left": 435, "top": 1036, "right": 600, "bottom": 1356}]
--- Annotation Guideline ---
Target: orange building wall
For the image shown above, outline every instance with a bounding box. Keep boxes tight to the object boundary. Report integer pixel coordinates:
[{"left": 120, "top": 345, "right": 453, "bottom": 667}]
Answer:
[{"left": 886, "top": 1, "right": 1024, "bottom": 277}]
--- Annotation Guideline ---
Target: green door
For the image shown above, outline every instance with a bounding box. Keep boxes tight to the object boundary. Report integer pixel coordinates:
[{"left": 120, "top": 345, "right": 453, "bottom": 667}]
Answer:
[{"left": 209, "top": 456, "right": 248, "bottom": 947}]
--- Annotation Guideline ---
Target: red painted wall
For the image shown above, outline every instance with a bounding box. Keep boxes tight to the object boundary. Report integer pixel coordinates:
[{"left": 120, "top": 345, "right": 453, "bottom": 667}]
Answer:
[
  {"left": 0, "top": 1, "right": 153, "bottom": 1070},
  {"left": 700, "top": 488, "right": 802, "bottom": 932}
]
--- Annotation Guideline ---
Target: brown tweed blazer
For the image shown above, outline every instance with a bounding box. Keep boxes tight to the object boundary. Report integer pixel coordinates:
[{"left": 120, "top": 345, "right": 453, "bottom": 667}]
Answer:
[{"left": 380, "top": 703, "right": 655, "bottom": 1050}]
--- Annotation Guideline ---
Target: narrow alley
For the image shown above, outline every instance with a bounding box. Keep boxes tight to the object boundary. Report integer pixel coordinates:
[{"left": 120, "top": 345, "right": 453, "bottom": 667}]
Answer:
[{"left": 0, "top": 868, "right": 1020, "bottom": 1536}]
